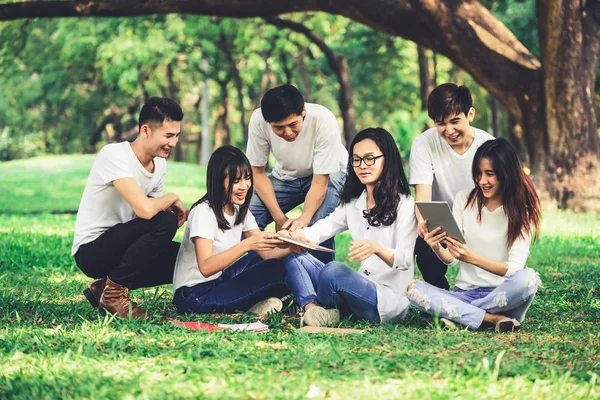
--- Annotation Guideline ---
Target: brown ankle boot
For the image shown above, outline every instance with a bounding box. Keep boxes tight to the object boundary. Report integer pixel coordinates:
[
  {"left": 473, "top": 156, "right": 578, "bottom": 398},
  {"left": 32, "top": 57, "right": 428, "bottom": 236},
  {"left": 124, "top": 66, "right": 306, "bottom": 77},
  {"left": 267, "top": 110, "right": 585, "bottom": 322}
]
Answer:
[
  {"left": 99, "top": 277, "right": 148, "bottom": 320},
  {"left": 83, "top": 278, "right": 106, "bottom": 309}
]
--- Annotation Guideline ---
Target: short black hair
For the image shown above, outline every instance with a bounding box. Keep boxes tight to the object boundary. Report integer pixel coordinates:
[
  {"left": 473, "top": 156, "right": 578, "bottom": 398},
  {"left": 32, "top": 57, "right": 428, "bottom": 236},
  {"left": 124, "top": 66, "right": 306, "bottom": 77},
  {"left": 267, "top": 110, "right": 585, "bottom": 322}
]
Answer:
[
  {"left": 427, "top": 83, "right": 473, "bottom": 122},
  {"left": 138, "top": 97, "right": 184, "bottom": 130},
  {"left": 260, "top": 84, "right": 304, "bottom": 122}
]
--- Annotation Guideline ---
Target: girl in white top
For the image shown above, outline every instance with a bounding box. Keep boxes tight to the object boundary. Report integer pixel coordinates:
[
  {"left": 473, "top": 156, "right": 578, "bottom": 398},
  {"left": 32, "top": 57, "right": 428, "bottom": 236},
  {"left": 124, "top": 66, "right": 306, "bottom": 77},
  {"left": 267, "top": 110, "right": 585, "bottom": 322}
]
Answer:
[
  {"left": 172, "top": 146, "right": 301, "bottom": 315},
  {"left": 407, "top": 138, "right": 542, "bottom": 332},
  {"left": 283, "top": 128, "right": 417, "bottom": 326}
]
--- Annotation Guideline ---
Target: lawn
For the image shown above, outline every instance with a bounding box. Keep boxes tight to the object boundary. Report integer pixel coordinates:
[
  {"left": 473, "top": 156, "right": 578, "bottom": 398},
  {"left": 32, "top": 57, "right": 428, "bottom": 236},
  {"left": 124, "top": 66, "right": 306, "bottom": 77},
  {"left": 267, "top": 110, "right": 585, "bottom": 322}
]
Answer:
[{"left": 0, "top": 155, "right": 599, "bottom": 399}]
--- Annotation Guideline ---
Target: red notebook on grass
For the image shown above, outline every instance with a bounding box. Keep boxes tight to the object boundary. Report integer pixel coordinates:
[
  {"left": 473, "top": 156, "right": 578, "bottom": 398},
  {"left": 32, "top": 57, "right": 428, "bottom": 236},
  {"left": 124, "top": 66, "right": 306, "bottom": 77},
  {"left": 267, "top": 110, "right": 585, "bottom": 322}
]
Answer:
[{"left": 172, "top": 320, "right": 224, "bottom": 332}]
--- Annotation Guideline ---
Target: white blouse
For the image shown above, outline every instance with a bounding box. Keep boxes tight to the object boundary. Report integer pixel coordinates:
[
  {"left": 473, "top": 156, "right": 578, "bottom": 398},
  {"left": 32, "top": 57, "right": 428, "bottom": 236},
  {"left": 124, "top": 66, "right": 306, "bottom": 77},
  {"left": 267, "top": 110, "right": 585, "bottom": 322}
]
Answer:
[
  {"left": 453, "top": 189, "right": 532, "bottom": 290},
  {"left": 302, "top": 191, "right": 417, "bottom": 323}
]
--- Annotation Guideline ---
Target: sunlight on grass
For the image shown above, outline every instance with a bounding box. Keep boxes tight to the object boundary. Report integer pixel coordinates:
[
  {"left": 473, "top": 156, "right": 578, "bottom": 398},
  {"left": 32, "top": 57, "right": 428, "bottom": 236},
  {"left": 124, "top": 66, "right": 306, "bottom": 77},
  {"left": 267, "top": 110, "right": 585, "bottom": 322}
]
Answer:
[{"left": 1, "top": 154, "right": 599, "bottom": 398}]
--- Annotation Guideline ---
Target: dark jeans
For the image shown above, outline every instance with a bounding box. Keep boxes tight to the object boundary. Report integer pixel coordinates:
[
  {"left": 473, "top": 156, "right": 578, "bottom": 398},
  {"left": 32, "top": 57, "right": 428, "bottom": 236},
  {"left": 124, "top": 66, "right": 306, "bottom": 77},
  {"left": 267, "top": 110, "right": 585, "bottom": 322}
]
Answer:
[
  {"left": 74, "top": 211, "right": 180, "bottom": 290},
  {"left": 173, "top": 251, "right": 290, "bottom": 315},
  {"left": 414, "top": 236, "right": 449, "bottom": 290}
]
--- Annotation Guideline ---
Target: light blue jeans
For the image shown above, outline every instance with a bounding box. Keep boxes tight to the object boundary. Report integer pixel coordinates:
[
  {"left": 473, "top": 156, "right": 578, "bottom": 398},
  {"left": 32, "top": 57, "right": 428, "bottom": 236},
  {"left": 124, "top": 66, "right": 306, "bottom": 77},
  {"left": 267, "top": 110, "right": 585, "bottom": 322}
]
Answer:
[
  {"left": 407, "top": 268, "right": 541, "bottom": 329},
  {"left": 285, "top": 253, "right": 380, "bottom": 323},
  {"left": 250, "top": 170, "right": 346, "bottom": 264}
]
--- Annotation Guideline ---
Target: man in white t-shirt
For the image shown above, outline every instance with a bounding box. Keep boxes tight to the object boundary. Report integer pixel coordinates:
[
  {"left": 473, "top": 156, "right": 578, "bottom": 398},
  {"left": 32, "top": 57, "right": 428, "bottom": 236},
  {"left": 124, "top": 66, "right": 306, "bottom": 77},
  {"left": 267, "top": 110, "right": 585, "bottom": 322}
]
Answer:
[
  {"left": 409, "top": 83, "right": 494, "bottom": 290},
  {"left": 246, "top": 84, "right": 348, "bottom": 263},
  {"left": 72, "top": 97, "right": 187, "bottom": 320}
]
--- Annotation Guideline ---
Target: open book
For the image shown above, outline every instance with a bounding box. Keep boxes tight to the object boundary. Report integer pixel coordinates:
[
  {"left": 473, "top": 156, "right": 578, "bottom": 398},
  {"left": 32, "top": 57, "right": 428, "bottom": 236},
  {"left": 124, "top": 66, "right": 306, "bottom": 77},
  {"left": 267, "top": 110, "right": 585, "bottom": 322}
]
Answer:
[{"left": 217, "top": 321, "right": 269, "bottom": 332}]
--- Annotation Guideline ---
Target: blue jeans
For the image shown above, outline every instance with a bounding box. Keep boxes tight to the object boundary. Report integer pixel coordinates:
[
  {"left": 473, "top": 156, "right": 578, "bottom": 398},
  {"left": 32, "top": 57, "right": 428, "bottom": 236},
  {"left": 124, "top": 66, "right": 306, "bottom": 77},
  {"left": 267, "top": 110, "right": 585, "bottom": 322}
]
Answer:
[
  {"left": 173, "top": 251, "right": 290, "bottom": 315},
  {"left": 408, "top": 268, "right": 541, "bottom": 329},
  {"left": 250, "top": 170, "right": 346, "bottom": 264},
  {"left": 286, "top": 254, "right": 380, "bottom": 323}
]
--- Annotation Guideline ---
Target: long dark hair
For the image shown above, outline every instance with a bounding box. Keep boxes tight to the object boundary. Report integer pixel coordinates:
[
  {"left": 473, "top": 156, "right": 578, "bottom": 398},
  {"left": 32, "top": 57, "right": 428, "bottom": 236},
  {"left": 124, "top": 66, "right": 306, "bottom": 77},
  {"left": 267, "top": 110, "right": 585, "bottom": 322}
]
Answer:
[
  {"left": 466, "top": 138, "right": 541, "bottom": 247},
  {"left": 340, "top": 127, "right": 410, "bottom": 226},
  {"left": 190, "top": 146, "right": 253, "bottom": 230}
]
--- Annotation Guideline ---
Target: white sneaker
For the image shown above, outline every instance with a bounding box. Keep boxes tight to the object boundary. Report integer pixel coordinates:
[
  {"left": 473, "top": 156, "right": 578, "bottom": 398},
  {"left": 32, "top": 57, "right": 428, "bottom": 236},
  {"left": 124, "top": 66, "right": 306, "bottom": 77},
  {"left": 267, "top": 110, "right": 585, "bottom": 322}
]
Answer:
[
  {"left": 248, "top": 297, "right": 283, "bottom": 314},
  {"left": 439, "top": 317, "right": 458, "bottom": 330},
  {"left": 302, "top": 306, "right": 340, "bottom": 327}
]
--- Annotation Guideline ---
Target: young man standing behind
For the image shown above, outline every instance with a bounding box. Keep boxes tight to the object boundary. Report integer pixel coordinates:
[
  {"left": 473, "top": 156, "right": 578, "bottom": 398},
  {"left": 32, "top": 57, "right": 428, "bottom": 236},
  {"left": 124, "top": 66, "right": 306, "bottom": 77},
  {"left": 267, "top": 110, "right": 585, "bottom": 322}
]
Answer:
[
  {"left": 72, "top": 97, "right": 186, "bottom": 320},
  {"left": 409, "top": 83, "right": 494, "bottom": 290},
  {"left": 246, "top": 84, "right": 347, "bottom": 263}
]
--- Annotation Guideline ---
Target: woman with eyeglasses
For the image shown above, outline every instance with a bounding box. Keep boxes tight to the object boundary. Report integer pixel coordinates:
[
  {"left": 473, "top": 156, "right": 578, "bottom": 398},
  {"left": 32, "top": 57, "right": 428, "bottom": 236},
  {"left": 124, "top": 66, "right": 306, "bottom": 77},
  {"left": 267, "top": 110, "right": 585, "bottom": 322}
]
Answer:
[{"left": 281, "top": 128, "right": 417, "bottom": 326}]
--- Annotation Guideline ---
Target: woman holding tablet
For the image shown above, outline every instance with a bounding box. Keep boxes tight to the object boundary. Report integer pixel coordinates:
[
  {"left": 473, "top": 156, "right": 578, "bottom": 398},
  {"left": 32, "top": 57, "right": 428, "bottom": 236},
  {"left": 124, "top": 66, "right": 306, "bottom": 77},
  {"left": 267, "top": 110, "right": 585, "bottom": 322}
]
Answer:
[
  {"left": 172, "top": 146, "right": 302, "bottom": 315},
  {"left": 283, "top": 128, "right": 417, "bottom": 326},
  {"left": 407, "top": 138, "right": 542, "bottom": 332}
]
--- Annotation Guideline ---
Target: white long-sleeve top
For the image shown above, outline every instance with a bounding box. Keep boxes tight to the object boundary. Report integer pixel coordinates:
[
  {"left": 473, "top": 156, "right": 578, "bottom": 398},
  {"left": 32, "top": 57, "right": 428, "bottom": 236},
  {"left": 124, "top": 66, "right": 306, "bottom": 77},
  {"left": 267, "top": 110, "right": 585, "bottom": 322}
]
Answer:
[
  {"left": 301, "top": 191, "right": 417, "bottom": 323},
  {"left": 453, "top": 189, "right": 532, "bottom": 290}
]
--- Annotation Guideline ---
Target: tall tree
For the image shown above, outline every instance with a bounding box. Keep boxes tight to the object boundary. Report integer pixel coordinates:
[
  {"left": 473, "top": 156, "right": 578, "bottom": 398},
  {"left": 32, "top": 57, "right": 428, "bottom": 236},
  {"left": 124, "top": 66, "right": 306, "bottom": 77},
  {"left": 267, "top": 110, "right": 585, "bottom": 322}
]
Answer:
[
  {"left": 265, "top": 16, "right": 357, "bottom": 145},
  {"left": 1, "top": 0, "right": 599, "bottom": 209}
]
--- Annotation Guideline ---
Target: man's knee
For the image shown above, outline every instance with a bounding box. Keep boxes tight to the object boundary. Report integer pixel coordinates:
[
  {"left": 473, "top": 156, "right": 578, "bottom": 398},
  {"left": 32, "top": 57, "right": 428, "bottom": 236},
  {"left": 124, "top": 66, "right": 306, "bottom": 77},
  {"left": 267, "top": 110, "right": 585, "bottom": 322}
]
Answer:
[{"left": 151, "top": 210, "right": 178, "bottom": 238}]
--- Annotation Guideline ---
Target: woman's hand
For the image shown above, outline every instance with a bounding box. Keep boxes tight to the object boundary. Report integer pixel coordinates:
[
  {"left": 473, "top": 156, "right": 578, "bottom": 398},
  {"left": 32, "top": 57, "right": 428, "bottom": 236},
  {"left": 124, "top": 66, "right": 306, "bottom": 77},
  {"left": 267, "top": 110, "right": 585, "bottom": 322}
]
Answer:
[
  {"left": 423, "top": 226, "right": 447, "bottom": 252},
  {"left": 276, "top": 229, "right": 309, "bottom": 253},
  {"left": 244, "top": 231, "right": 283, "bottom": 252},
  {"left": 417, "top": 218, "right": 429, "bottom": 238},
  {"left": 444, "top": 237, "right": 475, "bottom": 263},
  {"left": 348, "top": 240, "right": 381, "bottom": 262}
]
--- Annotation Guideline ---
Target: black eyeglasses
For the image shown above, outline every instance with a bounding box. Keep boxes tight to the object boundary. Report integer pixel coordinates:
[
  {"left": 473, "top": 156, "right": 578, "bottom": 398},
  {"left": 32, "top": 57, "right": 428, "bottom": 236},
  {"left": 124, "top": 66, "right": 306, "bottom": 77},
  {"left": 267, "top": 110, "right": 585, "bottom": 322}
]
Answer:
[{"left": 351, "top": 154, "right": 384, "bottom": 167}]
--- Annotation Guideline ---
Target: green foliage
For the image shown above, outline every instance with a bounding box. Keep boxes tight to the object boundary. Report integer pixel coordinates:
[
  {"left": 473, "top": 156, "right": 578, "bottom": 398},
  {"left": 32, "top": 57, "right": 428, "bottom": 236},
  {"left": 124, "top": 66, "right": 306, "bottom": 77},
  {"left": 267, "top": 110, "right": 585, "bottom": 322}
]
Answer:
[
  {"left": 0, "top": 155, "right": 599, "bottom": 398},
  {"left": 0, "top": 8, "right": 523, "bottom": 162}
]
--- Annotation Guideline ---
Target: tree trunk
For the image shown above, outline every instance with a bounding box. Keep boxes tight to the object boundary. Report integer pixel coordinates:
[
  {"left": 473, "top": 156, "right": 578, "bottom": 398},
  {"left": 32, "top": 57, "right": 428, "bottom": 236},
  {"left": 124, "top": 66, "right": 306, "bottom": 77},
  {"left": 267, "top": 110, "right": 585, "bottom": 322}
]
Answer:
[
  {"left": 216, "top": 80, "right": 231, "bottom": 146},
  {"left": 535, "top": 0, "right": 600, "bottom": 210},
  {"left": 1, "top": 0, "right": 599, "bottom": 209},
  {"left": 219, "top": 29, "right": 248, "bottom": 145},
  {"left": 166, "top": 62, "right": 184, "bottom": 162},
  {"left": 265, "top": 16, "right": 357, "bottom": 146},
  {"left": 417, "top": 45, "right": 434, "bottom": 111},
  {"left": 295, "top": 48, "right": 313, "bottom": 102},
  {"left": 489, "top": 94, "right": 501, "bottom": 138}
]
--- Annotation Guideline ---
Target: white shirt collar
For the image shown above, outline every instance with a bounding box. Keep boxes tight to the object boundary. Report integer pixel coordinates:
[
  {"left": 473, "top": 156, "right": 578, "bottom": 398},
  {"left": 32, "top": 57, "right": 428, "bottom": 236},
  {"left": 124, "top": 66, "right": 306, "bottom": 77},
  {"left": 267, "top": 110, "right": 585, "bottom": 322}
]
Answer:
[{"left": 355, "top": 190, "right": 368, "bottom": 210}]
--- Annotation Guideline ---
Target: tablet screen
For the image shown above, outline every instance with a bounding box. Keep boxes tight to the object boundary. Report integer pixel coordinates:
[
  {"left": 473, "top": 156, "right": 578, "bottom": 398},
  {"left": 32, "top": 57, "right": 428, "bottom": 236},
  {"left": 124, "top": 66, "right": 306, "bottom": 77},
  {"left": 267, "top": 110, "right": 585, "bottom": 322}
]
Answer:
[{"left": 415, "top": 201, "right": 466, "bottom": 243}]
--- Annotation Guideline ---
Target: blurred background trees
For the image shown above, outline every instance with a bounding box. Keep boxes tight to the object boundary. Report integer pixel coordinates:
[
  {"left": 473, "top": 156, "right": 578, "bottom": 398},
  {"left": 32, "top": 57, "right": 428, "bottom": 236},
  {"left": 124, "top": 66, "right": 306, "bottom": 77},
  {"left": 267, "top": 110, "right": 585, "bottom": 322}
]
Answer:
[{"left": 0, "top": 0, "right": 598, "bottom": 210}]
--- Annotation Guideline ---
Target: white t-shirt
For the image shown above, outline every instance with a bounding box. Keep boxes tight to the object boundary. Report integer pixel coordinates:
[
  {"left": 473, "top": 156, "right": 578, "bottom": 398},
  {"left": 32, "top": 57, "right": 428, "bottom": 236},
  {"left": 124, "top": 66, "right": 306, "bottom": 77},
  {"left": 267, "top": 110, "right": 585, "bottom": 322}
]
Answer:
[
  {"left": 172, "top": 201, "right": 259, "bottom": 292},
  {"left": 409, "top": 127, "right": 494, "bottom": 208},
  {"left": 246, "top": 103, "right": 348, "bottom": 180},
  {"left": 302, "top": 191, "right": 418, "bottom": 323},
  {"left": 452, "top": 190, "right": 532, "bottom": 290},
  {"left": 71, "top": 142, "right": 166, "bottom": 255}
]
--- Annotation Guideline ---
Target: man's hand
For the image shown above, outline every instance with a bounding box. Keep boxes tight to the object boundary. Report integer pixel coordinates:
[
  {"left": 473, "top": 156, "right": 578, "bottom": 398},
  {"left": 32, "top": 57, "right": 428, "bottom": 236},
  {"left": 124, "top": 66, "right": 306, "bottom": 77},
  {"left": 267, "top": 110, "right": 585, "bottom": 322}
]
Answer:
[
  {"left": 168, "top": 199, "right": 187, "bottom": 227},
  {"left": 281, "top": 216, "right": 311, "bottom": 232},
  {"left": 274, "top": 215, "right": 289, "bottom": 232}
]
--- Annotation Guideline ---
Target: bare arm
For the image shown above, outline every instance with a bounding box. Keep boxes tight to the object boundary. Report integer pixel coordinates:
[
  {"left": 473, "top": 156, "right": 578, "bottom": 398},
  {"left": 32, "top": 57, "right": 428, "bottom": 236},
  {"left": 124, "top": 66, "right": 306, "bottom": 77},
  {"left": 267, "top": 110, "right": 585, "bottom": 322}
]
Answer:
[
  {"left": 414, "top": 184, "right": 433, "bottom": 237},
  {"left": 243, "top": 229, "right": 299, "bottom": 259},
  {"left": 194, "top": 230, "right": 284, "bottom": 278},
  {"left": 444, "top": 237, "right": 509, "bottom": 276},
  {"left": 251, "top": 166, "right": 287, "bottom": 227},
  {"left": 113, "top": 177, "right": 182, "bottom": 220}
]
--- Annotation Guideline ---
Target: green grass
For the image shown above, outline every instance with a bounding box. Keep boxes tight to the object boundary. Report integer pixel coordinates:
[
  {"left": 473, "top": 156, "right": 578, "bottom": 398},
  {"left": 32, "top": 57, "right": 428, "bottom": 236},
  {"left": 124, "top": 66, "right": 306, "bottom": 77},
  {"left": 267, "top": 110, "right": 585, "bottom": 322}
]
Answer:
[{"left": 0, "top": 155, "right": 599, "bottom": 399}]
